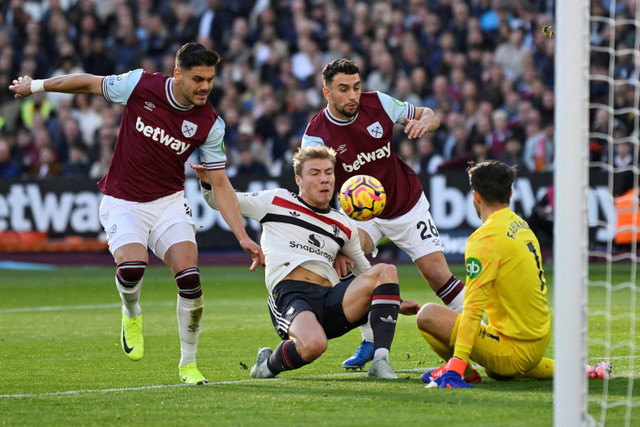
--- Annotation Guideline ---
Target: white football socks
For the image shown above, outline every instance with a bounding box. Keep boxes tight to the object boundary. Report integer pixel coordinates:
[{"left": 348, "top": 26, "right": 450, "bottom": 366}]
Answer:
[
  {"left": 116, "top": 276, "right": 143, "bottom": 318},
  {"left": 359, "top": 319, "right": 374, "bottom": 343},
  {"left": 177, "top": 295, "right": 204, "bottom": 367},
  {"left": 446, "top": 288, "right": 465, "bottom": 314}
]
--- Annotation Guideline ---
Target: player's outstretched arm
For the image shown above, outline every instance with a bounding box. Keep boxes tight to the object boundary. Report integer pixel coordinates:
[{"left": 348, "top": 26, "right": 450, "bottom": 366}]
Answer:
[
  {"left": 402, "top": 107, "right": 440, "bottom": 139},
  {"left": 205, "top": 168, "right": 265, "bottom": 271},
  {"left": 9, "top": 74, "right": 104, "bottom": 99}
]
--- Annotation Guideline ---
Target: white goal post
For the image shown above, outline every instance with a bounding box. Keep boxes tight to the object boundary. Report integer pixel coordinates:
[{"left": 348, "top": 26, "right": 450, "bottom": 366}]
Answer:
[{"left": 553, "top": 0, "right": 589, "bottom": 425}]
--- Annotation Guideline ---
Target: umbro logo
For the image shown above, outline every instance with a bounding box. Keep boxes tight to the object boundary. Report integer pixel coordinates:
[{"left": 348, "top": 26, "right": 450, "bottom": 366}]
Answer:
[
  {"left": 336, "top": 144, "right": 347, "bottom": 154},
  {"left": 144, "top": 101, "right": 156, "bottom": 112},
  {"left": 379, "top": 315, "right": 396, "bottom": 324},
  {"left": 107, "top": 225, "right": 117, "bottom": 240},
  {"left": 289, "top": 211, "right": 300, "bottom": 217}
]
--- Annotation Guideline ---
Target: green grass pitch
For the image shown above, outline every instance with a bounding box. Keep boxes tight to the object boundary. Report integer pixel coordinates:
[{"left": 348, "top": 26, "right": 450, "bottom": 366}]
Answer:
[{"left": 1, "top": 263, "right": 638, "bottom": 425}]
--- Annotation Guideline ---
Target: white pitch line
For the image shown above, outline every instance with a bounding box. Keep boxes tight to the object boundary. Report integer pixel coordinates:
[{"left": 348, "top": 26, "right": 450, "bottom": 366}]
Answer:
[
  {"left": 0, "top": 300, "right": 263, "bottom": 314},
  {"left": 2, "top": 359, "right": 639, "bottom": 400},
  {"left": 0, "top": 302, "right": 167, "bottom": 313},
  {"left": 0, "top": 368, "right": 427, "bottom": 399}
]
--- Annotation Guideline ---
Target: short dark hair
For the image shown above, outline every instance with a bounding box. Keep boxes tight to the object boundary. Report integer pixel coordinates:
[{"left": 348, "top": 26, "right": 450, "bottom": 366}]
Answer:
[
  {"left": 467, "top": 160, "right": 517, "bottom": 204},
  {"left": 322, "top": 58, "right": 360, "bottom": 86},
  {"left": 175, "top": 43, "right": 221, "bottom": 70}
]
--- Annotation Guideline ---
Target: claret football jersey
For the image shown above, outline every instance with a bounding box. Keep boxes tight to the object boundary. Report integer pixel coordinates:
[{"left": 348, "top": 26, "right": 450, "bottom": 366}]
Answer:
[
  {"left": 98, "top": 70, "right": 227, "bottom": 202},
  {"left": 302, "top": 91, "right": 423, "bottom": 218}
]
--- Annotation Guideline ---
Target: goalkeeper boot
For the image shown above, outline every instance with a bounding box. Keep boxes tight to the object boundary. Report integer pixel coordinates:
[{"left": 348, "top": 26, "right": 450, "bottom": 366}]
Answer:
[
  {"left": 587, "top": 361, "right": 612, "bottom": 379},
  {"left": 121, "top": 310, "right": 143, "bottom": 361},
  {"left": 250, "top": 347, "right": 275, "bottom": 379},
  {"left": 421, "top": 363, "right": 482, "bottom": 384},
  {"left": 179, "top": 363, "right": 208, "bottom": 385},
  {"left": 342, "top": 340, "right": 374, "bottom": 370},
  {"left": 367, "top": 355, "right": 398, "bottom": 379}
]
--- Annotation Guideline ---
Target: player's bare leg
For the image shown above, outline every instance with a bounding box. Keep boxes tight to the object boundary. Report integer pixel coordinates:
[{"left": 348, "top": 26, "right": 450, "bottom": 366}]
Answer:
[
  {"left": 251, "top": 311, "right": 324, "bottom": 378},
  {"left": 165, "top": 241, "right": 207, "bottom": 384},
  {"left": 415, "top": 252, "right": 465, "bottom": 312},
  {"left": 114, "top": 243, "right": 148, "bottom": 361}
]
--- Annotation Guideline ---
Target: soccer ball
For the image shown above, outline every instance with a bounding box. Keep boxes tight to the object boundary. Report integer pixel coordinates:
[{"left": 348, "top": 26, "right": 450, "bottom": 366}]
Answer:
[{"left": 338, "top": 175, "right": 386, "bottom": 221}]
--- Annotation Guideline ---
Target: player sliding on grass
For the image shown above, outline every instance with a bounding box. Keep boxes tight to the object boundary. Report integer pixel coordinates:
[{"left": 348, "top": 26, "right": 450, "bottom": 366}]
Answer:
[
  {"left": 416, "top": 160, "right": 611, "bottom": 388},
  {"left": 9, "top": 43, "right": 264, "bottom": 385},
  {"left": 302, "top": 59, "right": 465, "bottom": 371},
  {"left": 193, "top": 146, "right": 420, "bottom": 379}
]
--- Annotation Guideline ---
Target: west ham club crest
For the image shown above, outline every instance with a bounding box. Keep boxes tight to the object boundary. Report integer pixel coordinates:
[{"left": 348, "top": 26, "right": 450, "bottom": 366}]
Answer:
[
  {"left": 367, "top": 121, "right": 383, "bottom": 138},
  {"left": 182, "top": 120, "right": 197, "bottom": 138}
]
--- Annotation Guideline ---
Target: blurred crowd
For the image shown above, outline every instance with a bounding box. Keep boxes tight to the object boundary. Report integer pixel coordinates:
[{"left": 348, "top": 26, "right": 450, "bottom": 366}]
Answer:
[{"left": 0, "top": 0, "right": 637, "bottom": 182}]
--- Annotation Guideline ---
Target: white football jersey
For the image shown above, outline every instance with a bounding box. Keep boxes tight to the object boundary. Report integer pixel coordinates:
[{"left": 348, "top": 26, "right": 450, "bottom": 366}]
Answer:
[{"left": 201, "top": 187, "right": 370, "bottom": 293}]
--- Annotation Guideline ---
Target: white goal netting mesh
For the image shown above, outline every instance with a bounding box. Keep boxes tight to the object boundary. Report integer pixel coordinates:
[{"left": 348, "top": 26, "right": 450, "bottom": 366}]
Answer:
[{"left": 586, "top": 1, "right": 639, "bottom": 425}]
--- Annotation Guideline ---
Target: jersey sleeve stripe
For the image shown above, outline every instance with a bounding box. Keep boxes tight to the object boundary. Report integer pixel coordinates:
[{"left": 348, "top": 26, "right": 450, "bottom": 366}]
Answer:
[
  {"left": 101, "top": 77, "right": 112, "bottom": 103},
  {"left": 271, "top": 196, "right": 352, "bottom": 238},
  {"left": 201, "top": 161, "right": 226, "bottom": 170},
  {"left": 261, "top": 213, "right": 346, "bottom": 247},
  {"left": 408, "top": 103, "right": 415, "bottom": 120}
]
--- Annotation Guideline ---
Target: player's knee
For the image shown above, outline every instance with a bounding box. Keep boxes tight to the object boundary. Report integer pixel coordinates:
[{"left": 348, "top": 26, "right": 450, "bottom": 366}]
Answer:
[
  {"left": 297, "top": 336, "right": 328, "bottom": 361},
  {"left": 371, "top": 263, "right": 398, "bottom": 284},
  {"left": 416, "top": 303, "right": 439, "bottom": 333}
]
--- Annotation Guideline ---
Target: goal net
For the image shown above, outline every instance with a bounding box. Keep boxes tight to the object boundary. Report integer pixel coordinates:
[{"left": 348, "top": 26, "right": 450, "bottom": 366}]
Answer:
[{"left": 555, "top": 0, "right": 639, "bottom": 425}]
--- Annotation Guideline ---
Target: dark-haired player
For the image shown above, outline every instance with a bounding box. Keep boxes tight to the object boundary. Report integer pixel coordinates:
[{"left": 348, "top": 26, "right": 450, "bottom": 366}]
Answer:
[
  {"left": 9, "top": 43, "right": 264, "bottom": 384},
  {"left": 416, "top": 160, "right": 610, "bottom": 388},
  {"left": 302, "top": 58, "right": 465, "bottom": 370}
]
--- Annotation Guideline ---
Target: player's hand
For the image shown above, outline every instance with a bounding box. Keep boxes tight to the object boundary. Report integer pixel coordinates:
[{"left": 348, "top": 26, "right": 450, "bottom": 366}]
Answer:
[
  {"left": 9, "top": 76, "right": 35, "bottom": 99},
  {"left": 239, "top": 237, "right": 265, "bottom": 272},
  {"left": 399, "top": 299, "right": 421, "bottom": 315},
  {"left": 434, "top": 370, "right": 473, "bottom": 389},
  {"left": 333, "top": 253, "right": 354, "bottom": 278},
  {"left": 402, "top": 110, "right": 440, "bottom": 138},
  {"left": 189, "top": 162, "right": 209, "bottom": 184}
]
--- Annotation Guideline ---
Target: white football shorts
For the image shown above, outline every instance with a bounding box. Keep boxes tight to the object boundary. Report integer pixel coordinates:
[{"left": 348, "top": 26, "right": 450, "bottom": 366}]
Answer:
[
  {"left": 99, "top": 191, "right": 196, "bottom": 260},
  {"left": 356, "top": 193, "right": 444, "bottom": 261}
]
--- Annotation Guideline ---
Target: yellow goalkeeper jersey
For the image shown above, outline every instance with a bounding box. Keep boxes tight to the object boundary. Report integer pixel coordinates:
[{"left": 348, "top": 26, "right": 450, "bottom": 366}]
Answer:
[{"left": 454, "top": 207, "right": 551, "bottom": 362}]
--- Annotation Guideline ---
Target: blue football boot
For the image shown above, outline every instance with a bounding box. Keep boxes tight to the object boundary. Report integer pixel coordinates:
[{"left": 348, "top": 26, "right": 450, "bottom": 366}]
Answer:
[{"left": 342, "top": 340, "right": 374, "bottom": 370}]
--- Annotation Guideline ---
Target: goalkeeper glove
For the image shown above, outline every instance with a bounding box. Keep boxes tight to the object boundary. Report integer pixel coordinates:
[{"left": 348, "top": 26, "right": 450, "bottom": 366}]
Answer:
[
  {"left": 435, "top": 370, "right": 473, "bottom": 388},
  {"left": 434, "top": 357, "right": 473, "bottom": 389}
]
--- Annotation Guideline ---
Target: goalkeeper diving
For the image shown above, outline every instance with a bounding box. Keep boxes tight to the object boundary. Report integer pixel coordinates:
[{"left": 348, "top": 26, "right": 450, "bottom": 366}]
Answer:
[{"left": 416, "top": 160, "right": 611, "bottom": 388}]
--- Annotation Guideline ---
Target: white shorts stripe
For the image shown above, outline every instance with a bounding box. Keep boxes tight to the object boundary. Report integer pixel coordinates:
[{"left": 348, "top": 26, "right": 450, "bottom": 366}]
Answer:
[
  {"left": 268, "top": 295, "right": 290, "bottom": 333},
  {"left": 371, "top": 299, "right": 401, "bottom": 306}
]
